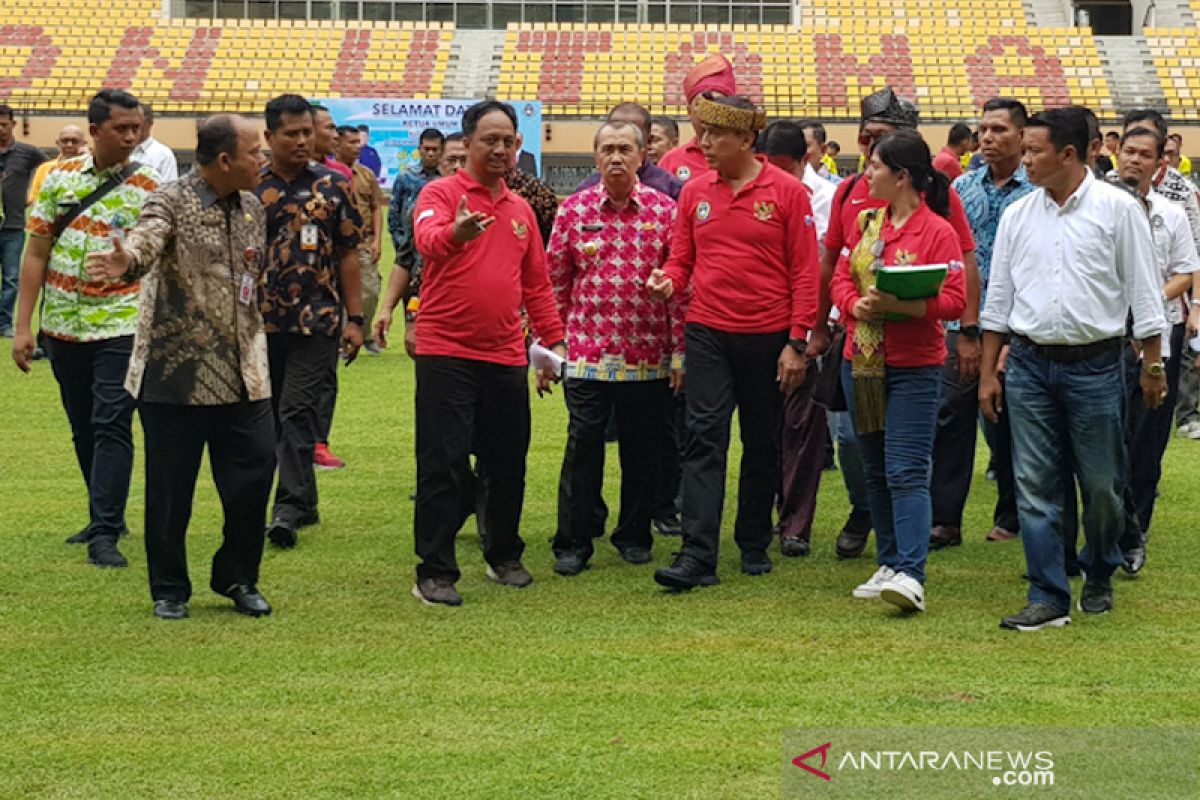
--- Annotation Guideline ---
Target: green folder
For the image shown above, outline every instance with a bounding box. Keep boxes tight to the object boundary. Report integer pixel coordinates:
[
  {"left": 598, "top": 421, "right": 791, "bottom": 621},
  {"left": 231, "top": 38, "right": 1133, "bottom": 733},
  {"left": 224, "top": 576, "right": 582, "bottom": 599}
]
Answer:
[{"left": 875, "top": 264, "right": 948, "bottom": 321}]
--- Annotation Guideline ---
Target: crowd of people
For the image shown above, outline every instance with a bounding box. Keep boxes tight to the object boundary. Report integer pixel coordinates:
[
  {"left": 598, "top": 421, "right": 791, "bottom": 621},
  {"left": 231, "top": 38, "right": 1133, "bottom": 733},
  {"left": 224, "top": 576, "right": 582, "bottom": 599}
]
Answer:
[{"left": 4, "top": 57, "right": 1198, "bottom": 629}]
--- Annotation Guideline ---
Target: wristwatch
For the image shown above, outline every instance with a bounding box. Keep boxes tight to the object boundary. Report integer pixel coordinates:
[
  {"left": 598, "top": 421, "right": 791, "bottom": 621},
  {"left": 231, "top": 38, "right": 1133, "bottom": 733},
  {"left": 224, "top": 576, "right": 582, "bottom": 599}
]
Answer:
[
  {"left": 346, "top": 314, "right": 365, "bottom": 327},
  {"left": 961, "top": 324, "right": 982, "bottom": 339},
  {"left": 1143, "top": 361, "right": 1166, "bottom": 377},
  {"left": 788, "top": 338, "right": 808, "bottom": 355}
]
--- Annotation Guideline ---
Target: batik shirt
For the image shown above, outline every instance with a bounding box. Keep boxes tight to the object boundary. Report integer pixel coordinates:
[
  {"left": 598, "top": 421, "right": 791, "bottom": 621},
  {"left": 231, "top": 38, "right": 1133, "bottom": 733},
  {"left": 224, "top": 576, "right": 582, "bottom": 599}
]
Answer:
[
  {"left": 952, "top": 163, "right": 1035, "bottom": 312},
  {"left": 26, "top": 154, "right": 161, "bottom": 341}
]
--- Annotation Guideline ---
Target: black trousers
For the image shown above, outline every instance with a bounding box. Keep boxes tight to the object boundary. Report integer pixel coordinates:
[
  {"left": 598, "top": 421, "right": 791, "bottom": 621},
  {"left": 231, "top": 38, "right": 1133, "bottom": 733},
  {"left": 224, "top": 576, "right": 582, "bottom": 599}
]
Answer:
[
  {"left": 930, "top": 331, "right": 980, "bottom": 528},
  {"left": 653, "top": 392, "right": 686, "bottom": 519},
  {"left": 43, "top": 334, "right": 136, "bottom": 542},
  {"left": 679, "top": 323, "right": 787, "bottom": 568},
  {"left": 140, "top": 400, "right": 276, "bottom": 602},
  {"left": 267, "top": 332, "right": 338, "bottom": 525},
  {"left": 552, "top": 378, "right": 672, "bottom": 559},
  {"left": 316, "top": 349, "right": 338, "bottom": 444},
  {"left": 414, "top": 356, "right": 530, "bottom": 582}
]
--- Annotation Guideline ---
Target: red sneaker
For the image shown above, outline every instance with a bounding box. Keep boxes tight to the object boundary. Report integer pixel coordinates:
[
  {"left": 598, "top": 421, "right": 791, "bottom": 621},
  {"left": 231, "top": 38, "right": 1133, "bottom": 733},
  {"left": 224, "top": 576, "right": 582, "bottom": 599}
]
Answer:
[{"left": 313, "top": 442, "right": 346, "bottom": 470}]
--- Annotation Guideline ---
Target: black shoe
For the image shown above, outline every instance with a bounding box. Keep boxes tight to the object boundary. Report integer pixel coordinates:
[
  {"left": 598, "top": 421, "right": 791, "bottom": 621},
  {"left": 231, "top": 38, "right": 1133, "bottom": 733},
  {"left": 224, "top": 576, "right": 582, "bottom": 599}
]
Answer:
[
  {"left": 1121, "top": 546, "right": 1146, "bottom": 576},
  {"left": 780, "top": 536, "right": 810, "bottom": 558},
  {"left": 153, "top": 599, "right": 189, "bottom": 619},
  {"left": 617, "top": 546, "right": 652, "bottom": 565},
  {"left": 1078, "top": 580, "right": 1113, "bottom": 614},
  {"left": 88, "top": 539, "right": 128, "bottom": 568},
  {"left": 652, "top": 515, "right": 682, "bottom": 536},
  {"left": 487, "top": 561, "right": 534, "bottom": 588},
  {"left": 654, "top": 553, "right": 718, "bottom": 590},
  {"left": 553, "top": 551, "right": 589, "bottom": 576},
  {"left": 266, "top": 519, "right": 297, "bottom": 549},
  {"left": 929, "top": 525, "right": 963, "bottom": 550},
  {"left": 221, "top": 584, "right": 272, "bottom": 617},
  {"left": 65, "top": 526, "right": 92, "bottom": 545},
  {"left": 999, "top": 603, "right": 1071, "bottom": 631},
  {"left": 297, "top": 510, "right": 320, "bottom": 529},
  {"left": 836, "top": 523, "right": 870, "bottom": 559},
  {"left": 741, "top": 550, "right": 772, "bottom": 576},
  {"left": 412, "top": 577, "right": 463, "bottom": 606}
]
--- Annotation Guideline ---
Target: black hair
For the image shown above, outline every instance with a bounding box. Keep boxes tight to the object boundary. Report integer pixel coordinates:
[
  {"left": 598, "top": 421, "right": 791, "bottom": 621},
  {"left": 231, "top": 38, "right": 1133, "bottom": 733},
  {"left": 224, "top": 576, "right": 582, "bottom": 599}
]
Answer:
[
  {"left": 419, "top": 127, "right": 445, "bottom": 145},
  {"left": 1120, "top": 125, "right": 1166, "bottom": 159},
  {"left": 1027, "top": 107, "right": 1091, "bottom": 163},
  {"left": 759, "top": 120, "right": 807, "bottom": 160},
  {"left": 88, "top": 90, "right": 140, "bottom": 126},
  {"left": 1105, "top": 130, "right": 1121, "bottom": 139},
  {"left": 608, "top": 102, "right": 652, "bottom": 135},
  {"left": 264, "top": 94, "right": 312, "bottom": 132},
  {"left": 827, "top": 140, "right": 841, "bottom": 153},
  {"left": 0, "top": 104, "right": 13, "bottom": 121},
  {"left": 461, "top": 101, "right": 517, "bottom": 138},
  {"left": 1123, "top": 108, "right": 1166, "bottom": 136},
  {"left": 1169, "top": 132, "right": 1184, "bottom": 145},
  {"left": 335, "top": 125, "right": 358, "bottom": 138},
  {"left": 195, "top": 114, "right": 240, "bottom": 167},
  {"left": 873, "top": 130, "right": 951, "bottom": 219},
  {"left": 444, "top": 132, "right": 464, "bottom": 145},
  {"left": 799, "top": 120, "right": 827, "bottom": 146},
  {"left": 357, "top": 124, "right": 369, "bottom": 132},
  {"left": 651, "top": 116, "right": 679, "bottom": 140},
  {"left": 981, "top": 97, "right": 1028, "bottom": 128},
  {"left": 947, "top": 123, "right": 973, "bottom": 147}
]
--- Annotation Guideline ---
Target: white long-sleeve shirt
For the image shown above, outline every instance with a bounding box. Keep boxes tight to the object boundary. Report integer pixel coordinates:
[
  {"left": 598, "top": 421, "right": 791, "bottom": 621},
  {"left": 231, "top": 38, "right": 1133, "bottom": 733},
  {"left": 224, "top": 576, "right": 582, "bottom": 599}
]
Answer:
[
  {"left": 1147, "top": 191, "right": 1200, "bottom": 357},
  {"left": 132, "top": 137, "right": 178, "bottom": 183},
  {"left": 981, "top": 169, "right": 1166, "bottom": 344},
  {"left": 802, "top": 162, "right": 835, "bottom": 243}
]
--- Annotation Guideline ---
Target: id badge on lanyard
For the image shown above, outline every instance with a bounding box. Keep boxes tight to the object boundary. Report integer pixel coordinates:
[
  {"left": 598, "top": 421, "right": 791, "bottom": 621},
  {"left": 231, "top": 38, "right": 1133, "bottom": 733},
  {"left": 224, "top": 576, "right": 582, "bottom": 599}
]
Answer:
[{"left": 300, "top": 222, "right": 319, "bottom": 251}]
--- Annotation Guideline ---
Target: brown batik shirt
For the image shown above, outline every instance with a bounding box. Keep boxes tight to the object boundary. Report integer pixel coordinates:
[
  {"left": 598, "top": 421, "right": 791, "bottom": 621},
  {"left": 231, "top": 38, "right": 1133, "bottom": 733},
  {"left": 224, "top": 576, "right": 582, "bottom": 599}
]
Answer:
[{"left": 123, "top": 171, "right": 271, "bottom": 405}]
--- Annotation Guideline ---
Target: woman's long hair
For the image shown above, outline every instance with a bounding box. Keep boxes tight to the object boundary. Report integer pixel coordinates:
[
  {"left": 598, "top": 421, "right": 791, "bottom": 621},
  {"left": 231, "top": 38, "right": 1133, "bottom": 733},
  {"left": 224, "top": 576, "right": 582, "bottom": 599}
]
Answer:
[{"left": 873, "top": 130, "right": 951, "bottom": 219}]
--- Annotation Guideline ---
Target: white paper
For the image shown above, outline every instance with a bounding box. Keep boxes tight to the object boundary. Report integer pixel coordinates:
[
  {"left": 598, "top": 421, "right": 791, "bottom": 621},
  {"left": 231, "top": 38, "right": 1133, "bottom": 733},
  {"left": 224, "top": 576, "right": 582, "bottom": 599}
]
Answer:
[{"left": 529, "top": 342, "right": 565, "bottom": 378}]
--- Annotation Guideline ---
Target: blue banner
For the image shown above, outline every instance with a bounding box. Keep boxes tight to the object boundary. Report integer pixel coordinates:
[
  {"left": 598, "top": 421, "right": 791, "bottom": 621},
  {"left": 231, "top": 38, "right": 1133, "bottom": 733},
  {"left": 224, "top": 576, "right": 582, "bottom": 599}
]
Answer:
[{"left": 312, "top": 98, "right": 543, "bottom": 189}]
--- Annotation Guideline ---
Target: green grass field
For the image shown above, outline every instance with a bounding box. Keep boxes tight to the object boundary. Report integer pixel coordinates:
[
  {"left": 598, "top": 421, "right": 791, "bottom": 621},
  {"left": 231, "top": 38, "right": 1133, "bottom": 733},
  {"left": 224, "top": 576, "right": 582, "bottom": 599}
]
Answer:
[{"left": 2, "top": 261, "right": 1199, "bottom": 798}]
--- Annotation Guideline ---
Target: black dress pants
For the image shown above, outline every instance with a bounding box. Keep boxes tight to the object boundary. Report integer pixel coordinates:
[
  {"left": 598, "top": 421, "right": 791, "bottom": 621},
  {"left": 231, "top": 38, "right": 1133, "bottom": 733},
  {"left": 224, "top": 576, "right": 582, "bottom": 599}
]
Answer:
[
  {"left": 414, "top": 355, "right": 530, "bottom": 583},
  {"left": 552, "top": 378, "right": 672, "bottom": 560},
  {"left": 140, "top": 400, "right": 276, "bottom": 602},
  {"left": 930, "top": 331, "right": 980, "bottom": 529},
  {"left": 679, "top": 323, "right": 787, "bottom": 568},
  {"left": 268, "top": 332, "right": 338, "bottom": 525}
]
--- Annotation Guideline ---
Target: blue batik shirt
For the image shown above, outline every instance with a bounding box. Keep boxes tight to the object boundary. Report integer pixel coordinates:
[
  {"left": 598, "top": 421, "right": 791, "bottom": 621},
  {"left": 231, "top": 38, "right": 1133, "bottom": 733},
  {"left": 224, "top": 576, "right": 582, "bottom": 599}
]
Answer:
[{"left": 952, "top": 163, "right": 1035, "bottom": 318}]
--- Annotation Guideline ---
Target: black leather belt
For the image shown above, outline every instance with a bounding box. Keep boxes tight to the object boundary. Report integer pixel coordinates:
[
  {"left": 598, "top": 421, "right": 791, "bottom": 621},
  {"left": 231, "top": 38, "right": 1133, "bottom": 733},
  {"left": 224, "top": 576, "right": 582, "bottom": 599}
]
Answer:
[{"left": 1012, "top": 334, "right": 1122, "bottom": 363}]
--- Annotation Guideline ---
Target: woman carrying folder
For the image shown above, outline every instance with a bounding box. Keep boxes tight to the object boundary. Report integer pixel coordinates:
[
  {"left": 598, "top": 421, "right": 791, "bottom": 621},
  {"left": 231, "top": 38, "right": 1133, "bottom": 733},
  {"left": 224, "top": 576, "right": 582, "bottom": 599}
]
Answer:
[{"left": 830, "top": 130, "right": 966, "bottom": 613}]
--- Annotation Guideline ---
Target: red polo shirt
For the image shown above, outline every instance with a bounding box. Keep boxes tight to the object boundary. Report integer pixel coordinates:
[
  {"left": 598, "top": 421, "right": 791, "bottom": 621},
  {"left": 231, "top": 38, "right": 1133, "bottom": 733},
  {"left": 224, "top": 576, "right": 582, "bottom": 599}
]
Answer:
[
  {"left": 413, "top": 169, "right": 565, "bottom": 366},
  {"left": 658, "top": 138, "right": 710, "bottom": 184},
  {"left": 824, "top": 172, "right": 976, "bottom": 257},
  {"left": 663, "top": 157, "right": 820, "bottom": 339},
  {"left": 931, "top": 146, "right": 964, "bottom": 180},
  {"left": 829, "top": 202, "right": 966, "bottom": 367}
]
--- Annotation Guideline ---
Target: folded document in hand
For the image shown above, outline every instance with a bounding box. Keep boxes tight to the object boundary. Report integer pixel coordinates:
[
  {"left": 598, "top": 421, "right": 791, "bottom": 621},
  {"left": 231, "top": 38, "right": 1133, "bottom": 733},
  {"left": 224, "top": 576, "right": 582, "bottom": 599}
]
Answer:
[{"left": 530, "top": 342, "right": 565, "bottom": 379}]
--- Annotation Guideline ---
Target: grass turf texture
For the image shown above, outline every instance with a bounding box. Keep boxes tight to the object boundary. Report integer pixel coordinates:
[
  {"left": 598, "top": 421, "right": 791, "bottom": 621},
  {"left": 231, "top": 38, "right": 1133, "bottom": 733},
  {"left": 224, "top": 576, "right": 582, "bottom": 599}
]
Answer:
[{"left": 2, "top": 257, "right": 1199, "bottom": 798}]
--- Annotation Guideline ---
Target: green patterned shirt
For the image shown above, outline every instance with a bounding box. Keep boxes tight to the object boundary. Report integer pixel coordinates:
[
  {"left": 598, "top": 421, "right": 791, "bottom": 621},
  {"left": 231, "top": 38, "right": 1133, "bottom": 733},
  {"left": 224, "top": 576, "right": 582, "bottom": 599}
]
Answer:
[{"left": 26, "top": 154, "right": 161, "bottom": 341}]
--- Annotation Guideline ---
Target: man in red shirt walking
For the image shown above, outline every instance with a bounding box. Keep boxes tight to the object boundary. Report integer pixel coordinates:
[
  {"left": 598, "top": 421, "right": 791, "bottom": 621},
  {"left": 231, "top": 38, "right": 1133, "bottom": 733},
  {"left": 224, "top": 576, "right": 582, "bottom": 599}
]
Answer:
[
  {"left": 411, "top": 101, "right": 566, "bottom": 607},
  {"left": 932, "top": 123, "right": 971, "bottom": 180},
  {"left": 648, "top": 95, "right": 820, "bottom": 588}
]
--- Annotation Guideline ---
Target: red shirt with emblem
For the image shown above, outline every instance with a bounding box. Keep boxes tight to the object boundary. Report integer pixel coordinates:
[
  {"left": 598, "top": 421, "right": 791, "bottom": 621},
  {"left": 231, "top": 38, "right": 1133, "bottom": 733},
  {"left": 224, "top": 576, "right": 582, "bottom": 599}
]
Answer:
[
  {"left": 663, "top": 157, "right": 820, "bottom": 339},
  {"left": 413, "top": 169, "right": 565, "bottom": 366},
  {"left": 829, "top": 202, "right": 966, "bottom": 367},
  {"left": 658, "top": 138, "right": 711, "bottom": 184},
  {"left": 824, "top": 172, "right": 976, "bottom": 257}
]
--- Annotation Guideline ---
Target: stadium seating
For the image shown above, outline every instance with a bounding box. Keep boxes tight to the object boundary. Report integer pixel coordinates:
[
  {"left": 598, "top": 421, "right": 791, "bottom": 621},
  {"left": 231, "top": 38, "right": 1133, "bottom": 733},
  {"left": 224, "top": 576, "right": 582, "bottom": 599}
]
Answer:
[
  {"left": 1147, "top": 28, "right": 1200, "bottom": 121},
  {"left": 0, "top": 0, "right": 453, "bottom": 113},
  {"left": 497, "top": 23, "right": 1115, "bottom": 119}
]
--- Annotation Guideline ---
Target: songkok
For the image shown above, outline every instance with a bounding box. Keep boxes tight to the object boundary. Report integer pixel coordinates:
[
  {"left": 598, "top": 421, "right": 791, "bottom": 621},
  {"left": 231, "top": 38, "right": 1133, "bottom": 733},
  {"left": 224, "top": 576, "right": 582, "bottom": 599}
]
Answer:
[
  {"left": 860, "top": 87, "right": 919, "bottom": 129},
  {"left": 683, "top": 54, "right": 737, "bottom": 103},
  {"left": 694, "top": 95, "right": 767, "bottom": 133}
]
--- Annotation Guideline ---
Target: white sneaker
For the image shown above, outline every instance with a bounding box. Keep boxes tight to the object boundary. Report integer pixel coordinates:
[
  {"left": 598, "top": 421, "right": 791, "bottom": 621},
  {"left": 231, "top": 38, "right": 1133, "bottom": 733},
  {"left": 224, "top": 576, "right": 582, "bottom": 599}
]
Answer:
[
  {"left": 879, "top": 572, "right": 926, "bottom": 612},
  {"left": 852, "top": 566, "right": 896, "bottom": 599},
  {"left": 1188, "top": 422, "right": 1200, "bottom": 440}
]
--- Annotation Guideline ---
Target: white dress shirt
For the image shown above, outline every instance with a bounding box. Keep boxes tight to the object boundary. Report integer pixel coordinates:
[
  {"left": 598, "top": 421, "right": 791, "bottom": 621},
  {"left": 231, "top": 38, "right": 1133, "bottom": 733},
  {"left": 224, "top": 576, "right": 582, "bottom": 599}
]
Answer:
[
  {"left": 981, "top": 169, "right": 1166, "bottom": 345},
  {"left": 1146, "top": 191, "right": 1200, "bottom": 357},
  {"left": 801, "top": 162, "right": 835, "bottom": 244},
  {"left": 132, "top": 136, "right": 178, "bottom": 183}
]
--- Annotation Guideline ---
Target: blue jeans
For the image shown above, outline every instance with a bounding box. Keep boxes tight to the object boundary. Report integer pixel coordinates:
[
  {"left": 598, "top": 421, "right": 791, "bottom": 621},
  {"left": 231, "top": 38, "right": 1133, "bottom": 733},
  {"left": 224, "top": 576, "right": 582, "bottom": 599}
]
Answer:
[
  {"left": 827, "top": 410, "right": 871, "bottom": 525},
  {"left": 0, "top": 229, "right": 25, "bottom": 333},
  {"left": 842, "top": 360, "right": 942, "bottom": 583},
  {"left": 1006, "top": 339, "right": 1126, "bottom": 613}
]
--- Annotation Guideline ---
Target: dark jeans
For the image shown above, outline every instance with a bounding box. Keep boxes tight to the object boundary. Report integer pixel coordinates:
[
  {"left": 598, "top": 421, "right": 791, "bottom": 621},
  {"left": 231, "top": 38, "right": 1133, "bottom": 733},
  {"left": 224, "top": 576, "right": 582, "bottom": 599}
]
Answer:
[
  {"left": 842, "top": 360, "right": 942, "bottom": 584},
  {"left": 553, "top": 378, "right": 672, "bottom": 559},
  {"left": 140, "top": 400, "right": 276, "bottom": 602},
  {"left": 653, "top": 392, "right": 686, "bottom": 519},
  {"left": 0, "top": 229, "right": 24, "bottom": 332},
  {"left": 267, "top": 332, "right": 338, "bottom": 525},
  {"left": 776, "top": 362, "right": 827, "bottom": 542},
  {"left": 1123, "top": 323, "right": 1185, "bottom": 546},
  {"left": 930, "top": 330, "right": 979, "bottom": 529},
  {"left": 414, "top": 355, "right": 530, "bottom": 582},
  {"left": 678, "top": 323, "right": 787, "bottom": 568},
  {"left": 1006, "top": 339, "right": 1126, "bottom": 614},
  {"left": 828, "top": 410, "right": 873, "bottom": 532},
  {"left": 44, "top": 334, "right": 136, "bottom": 541}
]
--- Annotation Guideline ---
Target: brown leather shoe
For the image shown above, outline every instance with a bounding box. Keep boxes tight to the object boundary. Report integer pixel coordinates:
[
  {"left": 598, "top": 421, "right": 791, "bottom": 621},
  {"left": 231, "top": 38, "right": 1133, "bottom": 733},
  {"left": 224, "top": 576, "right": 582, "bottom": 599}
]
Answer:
[
  {"left": 929, "top": 525, "right": 962, "bottom": 549},
  {"left": 986, "top": 526, "right": 1018, "bottom": 542}
]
